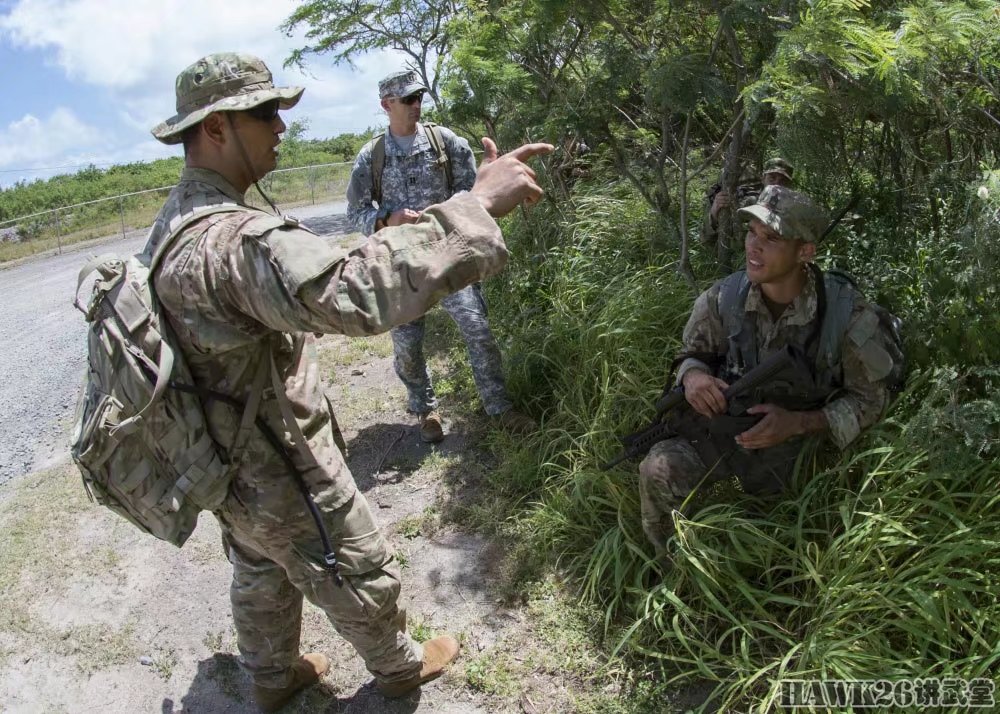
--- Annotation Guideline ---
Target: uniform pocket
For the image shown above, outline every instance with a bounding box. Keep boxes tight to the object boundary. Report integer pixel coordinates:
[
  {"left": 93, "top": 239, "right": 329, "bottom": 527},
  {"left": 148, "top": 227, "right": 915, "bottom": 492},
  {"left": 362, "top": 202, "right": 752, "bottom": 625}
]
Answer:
[{"left": 290, "top": 493, "right": 399, "bottom": 619}]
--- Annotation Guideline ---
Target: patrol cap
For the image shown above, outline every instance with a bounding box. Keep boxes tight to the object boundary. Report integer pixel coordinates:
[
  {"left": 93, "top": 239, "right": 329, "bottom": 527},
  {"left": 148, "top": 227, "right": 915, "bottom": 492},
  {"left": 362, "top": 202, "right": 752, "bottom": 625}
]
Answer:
[
  {"left": 152, "top": 53, "right": 304, "bottom": 145},
  {"left": 738, "top": 185, "right": 829, "bottom": 243},
  {"left": 379, "top": 70, "right": 427, "bottom": 99},
  {"left": 763, "top": 157, "right": 794, "bottom": 181}
]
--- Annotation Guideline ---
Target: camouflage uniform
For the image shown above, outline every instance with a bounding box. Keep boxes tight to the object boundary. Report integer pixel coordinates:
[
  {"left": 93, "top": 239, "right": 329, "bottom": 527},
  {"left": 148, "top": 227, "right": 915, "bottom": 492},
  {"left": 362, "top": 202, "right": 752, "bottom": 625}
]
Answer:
[
  {"left": 146, "top": 169, "right": 505, "bottom": 688},
  {"left": 147, "top": 56, "right": 510, "bottom": 691},
  {"left": 641, "top": 187, "right": 895, "bottom": 551},
  {"left": 345, "top": 72, "right": 513, "bottom": 416}
]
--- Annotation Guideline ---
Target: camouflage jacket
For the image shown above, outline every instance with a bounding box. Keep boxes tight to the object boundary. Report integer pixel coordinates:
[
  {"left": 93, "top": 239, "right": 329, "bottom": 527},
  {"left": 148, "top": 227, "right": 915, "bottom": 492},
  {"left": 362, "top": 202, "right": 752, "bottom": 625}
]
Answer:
[
  {"left": 143, "top": 167, "right": 506, "bottom": 513},
  {"left": 675, "top": 267, "right": 893, "bottom": 449},
  {"left": 346, "top": 123, "right": 477, "bottom": 236}
]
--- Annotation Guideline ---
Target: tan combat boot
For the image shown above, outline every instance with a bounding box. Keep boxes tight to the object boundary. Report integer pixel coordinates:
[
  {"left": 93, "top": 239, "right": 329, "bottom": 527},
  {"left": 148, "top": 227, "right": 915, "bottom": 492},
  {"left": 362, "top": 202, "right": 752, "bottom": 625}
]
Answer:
[
  {"left": 418, "top": 410, "right": 445, "bottom": 443},
  {"left": 253, "top": 652, "right": 330, "bottom": 713},
  {"left": 377, "top": 635, "right": 460, "bottom": 698},
  {"left": 493, "top": 408, "right": 537, "bottom": 435}
]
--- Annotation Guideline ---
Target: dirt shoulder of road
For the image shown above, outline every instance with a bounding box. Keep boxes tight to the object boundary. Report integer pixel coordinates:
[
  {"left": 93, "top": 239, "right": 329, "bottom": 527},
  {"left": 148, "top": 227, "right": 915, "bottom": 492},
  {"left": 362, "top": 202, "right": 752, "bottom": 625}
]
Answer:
[{"left": 0, "top": 325, "right": 624, "bottom": 714}]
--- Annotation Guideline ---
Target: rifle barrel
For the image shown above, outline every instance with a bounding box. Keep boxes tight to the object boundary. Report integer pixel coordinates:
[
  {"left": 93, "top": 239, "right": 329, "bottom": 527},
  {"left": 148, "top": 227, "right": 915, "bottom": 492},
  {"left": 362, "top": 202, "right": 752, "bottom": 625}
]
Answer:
[{"left": 721, "top": 346, "right": 796, "bottom": 400}]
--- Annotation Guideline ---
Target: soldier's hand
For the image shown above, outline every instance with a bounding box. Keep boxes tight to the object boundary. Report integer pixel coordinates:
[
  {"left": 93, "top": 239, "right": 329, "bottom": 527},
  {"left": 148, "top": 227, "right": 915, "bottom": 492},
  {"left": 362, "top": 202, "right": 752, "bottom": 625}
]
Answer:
[
  {"left": 709, "top": 190, "right": 731, "bottom": 220},
  {"left": 682, "top": 370, "right": 729, "bottom": 418},
  {"left": 471, "top": 137, "right": 553, "bottom": 217},
  {"left": 387, "top": 208, "right": 421, "bottom": 227},
  {"left": 735, "top": 404, "right": 801, "bottom": 449}
]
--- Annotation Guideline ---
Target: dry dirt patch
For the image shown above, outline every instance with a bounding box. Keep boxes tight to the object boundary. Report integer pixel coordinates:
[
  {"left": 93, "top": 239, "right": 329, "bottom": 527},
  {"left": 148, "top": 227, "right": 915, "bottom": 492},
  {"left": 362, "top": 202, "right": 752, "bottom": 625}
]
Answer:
[{"left": 0, "top": 330, "right": 617, "bottom": 714}]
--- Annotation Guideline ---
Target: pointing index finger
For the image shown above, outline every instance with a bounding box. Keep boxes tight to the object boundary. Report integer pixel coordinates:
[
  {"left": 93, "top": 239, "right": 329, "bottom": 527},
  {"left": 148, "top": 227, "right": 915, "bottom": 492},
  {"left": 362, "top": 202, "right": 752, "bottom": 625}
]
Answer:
[{"left": 504, "top": 142, "right": 555, "bottom": 163}]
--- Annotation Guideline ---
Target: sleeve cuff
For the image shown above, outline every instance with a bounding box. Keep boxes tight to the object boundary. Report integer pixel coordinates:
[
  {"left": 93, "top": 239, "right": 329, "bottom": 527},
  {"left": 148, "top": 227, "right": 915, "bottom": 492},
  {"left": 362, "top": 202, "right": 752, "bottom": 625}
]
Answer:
[
  {"left": 822, "top": 400, "right": 862, "bottom": 449},
  {"left": 675, "top": 358, "right": 712, "bottom": 386}
]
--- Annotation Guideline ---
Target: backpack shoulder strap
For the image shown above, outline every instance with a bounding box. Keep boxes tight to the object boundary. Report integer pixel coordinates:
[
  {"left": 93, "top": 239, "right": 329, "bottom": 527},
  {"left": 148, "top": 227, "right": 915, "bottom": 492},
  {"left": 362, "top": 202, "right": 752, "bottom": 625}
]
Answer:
[
  {"left": 118, "top": 205, "right": 246, "bottom": 434},
  {"left": 814, "top": 265, "right": 857, "bottom": 374},
  {"left": 718, "top": 270, "right": 755, "bottom": 374},
  {"left": 371, "top": 134, "right": 387, "bottom": 206},
  {"left": 422, "top": 123, "right": 454, "bottom": 193},
  {"left": 148, "top": 204, "right": 245, "bottom": 275},
  {"left": 718, "top": 270, "right": 751, "bottom": 337}
]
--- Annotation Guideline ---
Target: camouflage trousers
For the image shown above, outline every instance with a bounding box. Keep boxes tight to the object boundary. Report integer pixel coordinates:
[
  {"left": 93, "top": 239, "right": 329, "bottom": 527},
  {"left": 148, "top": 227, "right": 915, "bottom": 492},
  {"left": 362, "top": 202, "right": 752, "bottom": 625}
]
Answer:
[
  {"left": 638, "top": 431, "right": 800, "bottom": 550},
  {"left": 390, "top": 283, "right": 512, "bottom": 416},
  {"left": 217, "top": 490, "right": 422, "bottom": 690},
  {"left": 638, "top": 438, "right": 712, "bottom": 551}
]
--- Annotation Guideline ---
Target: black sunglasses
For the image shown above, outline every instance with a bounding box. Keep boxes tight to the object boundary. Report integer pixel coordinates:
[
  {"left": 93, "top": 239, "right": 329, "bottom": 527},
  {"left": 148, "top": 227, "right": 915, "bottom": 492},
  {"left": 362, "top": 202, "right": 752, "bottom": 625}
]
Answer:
[
  {"left": 396, "top": 92, "right": 424, "bottom": 106},
  {"left": 245, "top": 99, "right": 281, "bottom": 122}
]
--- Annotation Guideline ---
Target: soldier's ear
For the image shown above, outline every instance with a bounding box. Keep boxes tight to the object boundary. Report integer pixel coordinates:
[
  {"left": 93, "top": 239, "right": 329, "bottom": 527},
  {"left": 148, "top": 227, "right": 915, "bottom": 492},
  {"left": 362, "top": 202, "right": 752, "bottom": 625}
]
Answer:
[
  {"left": 797, "top": 240, "right": 817, "bottom": 263},
  {"left": 200, "top": 113, "right": 227, "bottom": 147}
]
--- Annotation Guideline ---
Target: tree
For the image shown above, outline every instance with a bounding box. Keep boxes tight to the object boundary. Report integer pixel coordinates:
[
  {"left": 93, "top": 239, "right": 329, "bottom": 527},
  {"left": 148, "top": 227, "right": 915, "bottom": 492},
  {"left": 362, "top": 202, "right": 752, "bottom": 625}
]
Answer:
[{"left": 282, "top": 0, "right": 464, "bottom": 109}]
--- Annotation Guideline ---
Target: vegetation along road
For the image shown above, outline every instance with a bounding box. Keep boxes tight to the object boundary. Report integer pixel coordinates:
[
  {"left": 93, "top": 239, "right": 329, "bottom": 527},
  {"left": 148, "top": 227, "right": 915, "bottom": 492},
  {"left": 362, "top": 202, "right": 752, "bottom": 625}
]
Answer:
[{"left": 0, "top": 200, "right": 347, "bottom": 487}]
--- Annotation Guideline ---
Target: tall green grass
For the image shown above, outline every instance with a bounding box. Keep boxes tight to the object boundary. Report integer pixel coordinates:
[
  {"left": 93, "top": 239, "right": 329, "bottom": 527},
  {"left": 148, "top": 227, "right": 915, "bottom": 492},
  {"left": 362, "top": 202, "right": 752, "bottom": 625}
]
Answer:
[{"left": 480, "top": 180, "right": 1000, "bottom": 711}]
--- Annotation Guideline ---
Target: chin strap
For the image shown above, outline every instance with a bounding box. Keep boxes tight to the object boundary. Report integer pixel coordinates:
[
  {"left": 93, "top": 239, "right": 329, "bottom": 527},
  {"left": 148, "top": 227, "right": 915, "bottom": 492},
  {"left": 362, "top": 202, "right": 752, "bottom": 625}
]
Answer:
[{"left": 225, "top": 112, "right": 281, "bottom": 216}]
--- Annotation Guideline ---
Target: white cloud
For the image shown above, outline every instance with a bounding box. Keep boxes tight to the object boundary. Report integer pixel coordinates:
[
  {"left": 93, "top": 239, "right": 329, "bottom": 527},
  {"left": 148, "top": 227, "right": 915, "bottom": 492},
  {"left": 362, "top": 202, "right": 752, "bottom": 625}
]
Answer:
[
  {"left": 0, "top": 0, "right": 299, "bottom": 90},
  {"left": 0, "top": 0, "right": 421, "bottom": 185},
  {"left": 0, "top": 108, "right": 102, "bottom": 167}
]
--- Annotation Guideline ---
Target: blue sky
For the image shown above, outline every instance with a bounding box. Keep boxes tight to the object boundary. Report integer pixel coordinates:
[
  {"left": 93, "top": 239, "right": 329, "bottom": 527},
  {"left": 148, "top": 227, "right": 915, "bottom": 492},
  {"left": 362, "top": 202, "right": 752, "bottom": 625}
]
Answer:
[{"left": 0, "top": 0, "right": 403, "bottom": 189}]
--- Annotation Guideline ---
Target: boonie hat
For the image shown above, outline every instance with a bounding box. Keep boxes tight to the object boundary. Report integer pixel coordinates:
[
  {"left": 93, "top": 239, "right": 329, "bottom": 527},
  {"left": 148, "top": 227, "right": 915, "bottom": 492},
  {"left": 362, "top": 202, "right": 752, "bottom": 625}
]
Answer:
[
  {"left": 763, "top": 157, "right": 794, "bottom": 181},
  {"left": 379, "top": 70, "right": 428, "bottom": 100},
  {"left": 738, "top": 186, "right": 829, "bottom": 243},
  {"left": 152, "top": 52, "right": 304, "bottom": 145}
]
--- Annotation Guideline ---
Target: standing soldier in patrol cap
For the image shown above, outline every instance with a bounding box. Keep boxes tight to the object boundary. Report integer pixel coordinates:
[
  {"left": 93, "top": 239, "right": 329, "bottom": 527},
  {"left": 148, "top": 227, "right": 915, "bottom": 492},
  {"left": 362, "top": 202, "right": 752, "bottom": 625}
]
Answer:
[
  {"left": 147, "top": 52, "right": 551, "bottom": 711},
  {"left": 640, "top": 185, "right": 899, "bottom": 553},
  {"left": 346, "top": 69, "right": 536, "bottom": 443}
]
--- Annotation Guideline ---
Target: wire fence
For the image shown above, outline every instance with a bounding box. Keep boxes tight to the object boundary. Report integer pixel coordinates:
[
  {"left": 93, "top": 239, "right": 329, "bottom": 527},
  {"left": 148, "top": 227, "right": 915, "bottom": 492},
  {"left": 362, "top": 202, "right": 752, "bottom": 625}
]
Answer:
[{"left": 0, "top": 162, "right": 353, "bottom": 263}]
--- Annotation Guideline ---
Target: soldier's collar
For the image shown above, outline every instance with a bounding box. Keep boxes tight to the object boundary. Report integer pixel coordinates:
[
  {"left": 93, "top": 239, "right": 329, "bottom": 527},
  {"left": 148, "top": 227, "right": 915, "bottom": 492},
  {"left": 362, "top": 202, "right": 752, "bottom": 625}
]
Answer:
[
  {"left": 385, "top": 123, "right": 431, "bottom": 154},
  {"left": 179, "top": 167, "right": 247, "bottom": 205}
]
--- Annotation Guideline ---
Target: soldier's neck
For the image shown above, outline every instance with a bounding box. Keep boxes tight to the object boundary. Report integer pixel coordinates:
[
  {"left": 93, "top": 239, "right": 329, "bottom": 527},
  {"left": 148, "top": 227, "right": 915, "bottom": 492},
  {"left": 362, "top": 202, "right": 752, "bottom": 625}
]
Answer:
[
  {"left": 388, "top": 118, "right": 418, "bottom": 138},
  {"left": 760, "top": 265, "right": 808, "bottom": 305},
  {"left": 186, "top": 156, "right": 252, "bottom": 196}
]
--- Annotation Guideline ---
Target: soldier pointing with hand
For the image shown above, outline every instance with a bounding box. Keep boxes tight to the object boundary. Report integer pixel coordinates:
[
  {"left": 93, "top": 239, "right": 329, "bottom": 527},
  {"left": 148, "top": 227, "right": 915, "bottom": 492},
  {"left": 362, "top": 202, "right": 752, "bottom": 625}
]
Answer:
[{"left": 145, "top": 52, "right": 551, "bottom": 711}]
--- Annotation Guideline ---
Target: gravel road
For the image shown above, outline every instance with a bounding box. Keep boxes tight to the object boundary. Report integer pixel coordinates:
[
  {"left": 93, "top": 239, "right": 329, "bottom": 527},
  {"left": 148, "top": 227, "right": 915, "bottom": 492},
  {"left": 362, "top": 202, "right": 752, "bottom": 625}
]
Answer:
[{"left": 0, "top": 200, "right": 350, "bottom": 486}]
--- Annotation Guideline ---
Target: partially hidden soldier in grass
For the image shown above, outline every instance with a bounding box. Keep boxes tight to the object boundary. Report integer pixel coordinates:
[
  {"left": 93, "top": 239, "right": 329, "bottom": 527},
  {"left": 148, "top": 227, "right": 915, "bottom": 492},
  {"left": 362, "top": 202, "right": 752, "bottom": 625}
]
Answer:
[
  {"left": 346, "top": 70, "right": 537, "bottom": 443},
  {"left": 639, "top": 185, "right": 900, "bottom": 553},
  {"left": 148, "top": 53, "right": 551, "bottom": 711},
  {"left": 702, "top": 157, "right": 795, "bottom": 250}
]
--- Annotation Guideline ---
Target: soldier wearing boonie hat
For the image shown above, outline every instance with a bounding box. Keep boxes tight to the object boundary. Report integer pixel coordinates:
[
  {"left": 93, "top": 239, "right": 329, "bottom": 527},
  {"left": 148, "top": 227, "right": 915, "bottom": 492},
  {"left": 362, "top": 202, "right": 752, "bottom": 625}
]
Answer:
[
  {"left": 131, "top": 51, "right": 552, "bottom": 711},
  {"left": 151, "top": 52, "right": 304, "bottom": 144},
  {"left": 637, "top": 183, "right": 898, "bottom": 554}
]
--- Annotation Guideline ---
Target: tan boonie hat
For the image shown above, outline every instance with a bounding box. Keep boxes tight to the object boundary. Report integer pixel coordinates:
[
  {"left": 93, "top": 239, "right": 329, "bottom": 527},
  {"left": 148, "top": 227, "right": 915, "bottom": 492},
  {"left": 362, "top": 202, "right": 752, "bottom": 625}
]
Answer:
[
  {"left": 378, "top": 70, "right": 427, "bottom": 99},
  {"left": 763, "top": 157, "right": 794, "bottom": 181},
  {"left": 738, "top": 185, "right": 829, "bottom": 243},
  {"left": 152, "top": 53, "right": 304, "bottom": 145}
]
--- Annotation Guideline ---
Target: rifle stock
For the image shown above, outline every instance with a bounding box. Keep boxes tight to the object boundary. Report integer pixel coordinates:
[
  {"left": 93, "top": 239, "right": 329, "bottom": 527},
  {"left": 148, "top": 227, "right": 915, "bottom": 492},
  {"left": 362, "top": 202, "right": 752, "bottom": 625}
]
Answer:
[{"left": 601, "top": 346, "right": 797, "bottom": 470}]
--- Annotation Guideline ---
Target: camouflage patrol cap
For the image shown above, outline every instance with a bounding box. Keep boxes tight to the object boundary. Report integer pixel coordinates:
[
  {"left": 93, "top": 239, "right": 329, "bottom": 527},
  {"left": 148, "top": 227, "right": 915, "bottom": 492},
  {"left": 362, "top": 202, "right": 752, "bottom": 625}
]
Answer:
[
  {"left": 151, "top": 53, "right": 304, "bottom": 145},
  {"left": 763, "top": 157, "right": 794, "bottom": 181},
  {"left": 738, "top": 185, "right": 828, "bottom": 243},
  {"left": 378, "top": 70, "right": 427, "bottom": 99}
]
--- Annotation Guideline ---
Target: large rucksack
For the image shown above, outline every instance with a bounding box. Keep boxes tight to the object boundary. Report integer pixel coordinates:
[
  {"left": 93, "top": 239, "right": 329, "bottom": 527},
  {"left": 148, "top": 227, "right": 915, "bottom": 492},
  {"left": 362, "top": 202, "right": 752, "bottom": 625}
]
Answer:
[
  {"left": 370, "top": 122, "right": 453, "bottom": 205},
  {"left": 70, "top": 206, "right": 264, "bottom": 547}
]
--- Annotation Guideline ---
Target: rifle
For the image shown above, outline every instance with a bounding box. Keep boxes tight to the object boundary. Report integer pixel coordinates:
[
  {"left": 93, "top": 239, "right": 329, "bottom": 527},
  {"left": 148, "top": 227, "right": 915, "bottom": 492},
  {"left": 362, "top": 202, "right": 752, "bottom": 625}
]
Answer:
[
  {"left": 600, "top": 346, "right": 797, "bottom": 470},
  {"left": 817, "top": 192, "right": 860, "bottom": 244}
]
